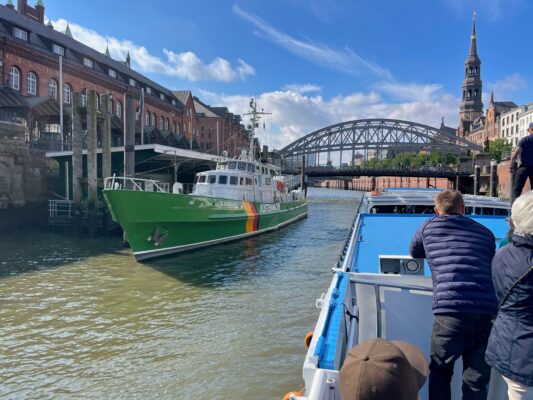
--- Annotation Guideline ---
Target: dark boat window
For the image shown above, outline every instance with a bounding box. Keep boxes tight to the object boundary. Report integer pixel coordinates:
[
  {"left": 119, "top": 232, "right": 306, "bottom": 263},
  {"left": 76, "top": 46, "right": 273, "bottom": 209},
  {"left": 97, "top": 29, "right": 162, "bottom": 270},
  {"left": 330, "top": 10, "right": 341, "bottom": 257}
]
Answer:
[
  {"left": 246, "top": 178, "right": 252, "bottom": 185},
  {"left": 198, "top": 175, "right": 206, "bottom": 183},
  {"left": 219, "top": 175, "right": 228, "bottom": 184},
  {"left": 240, "top": 177, "right": 244, "bottom": 185},
  {"left": 247, "top": 163, "right": 255, "bottom": 172},
  {"left": 228, "top": 161, "right": 236, "bottom": 169},
  {"left": 265, "top": 177, "right": 271, "bottom": 185},
  {"left": 208, "top": 175, "right": 216, "bottom": 184},
  {"left": 238, "top": 162, "right": 246, "bottom": 170},
  {"left": 230, "top": 176, "right": 238, "bottom": 185}
]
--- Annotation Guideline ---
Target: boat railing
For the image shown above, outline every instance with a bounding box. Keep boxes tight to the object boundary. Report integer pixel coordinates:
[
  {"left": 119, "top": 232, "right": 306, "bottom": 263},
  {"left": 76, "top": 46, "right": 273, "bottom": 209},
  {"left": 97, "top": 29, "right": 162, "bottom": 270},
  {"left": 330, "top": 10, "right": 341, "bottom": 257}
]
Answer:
[
  {"left": 104, "top": 176, "right": 170, "bottom": 193},
  {"left": 303, "top": 272, "right": 507, "bottom": 400}
]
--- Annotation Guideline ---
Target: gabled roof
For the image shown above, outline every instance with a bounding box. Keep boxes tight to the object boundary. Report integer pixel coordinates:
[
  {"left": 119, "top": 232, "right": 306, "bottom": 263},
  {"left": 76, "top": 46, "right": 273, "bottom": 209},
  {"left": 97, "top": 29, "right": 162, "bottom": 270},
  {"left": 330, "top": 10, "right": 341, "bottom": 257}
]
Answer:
[
  {"left": 493, "top": 101, "right": 518, "bottom": 114},
  {"left": 193, "top": 98, "right": 219, "bottom": 118},
  {"left": 172, "top": 91, "right": 191, "bottom": 105},
  {"left": 0, "top": 5, "right": 182, "bottom": 108}
]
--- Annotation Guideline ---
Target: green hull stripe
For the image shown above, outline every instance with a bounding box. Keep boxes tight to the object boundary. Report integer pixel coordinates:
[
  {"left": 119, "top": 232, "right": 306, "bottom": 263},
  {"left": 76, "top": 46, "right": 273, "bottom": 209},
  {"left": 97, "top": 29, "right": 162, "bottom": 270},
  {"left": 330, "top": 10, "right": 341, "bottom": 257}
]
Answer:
[{"left": 133, "top": 210, "right": 308, "bottom": 260}]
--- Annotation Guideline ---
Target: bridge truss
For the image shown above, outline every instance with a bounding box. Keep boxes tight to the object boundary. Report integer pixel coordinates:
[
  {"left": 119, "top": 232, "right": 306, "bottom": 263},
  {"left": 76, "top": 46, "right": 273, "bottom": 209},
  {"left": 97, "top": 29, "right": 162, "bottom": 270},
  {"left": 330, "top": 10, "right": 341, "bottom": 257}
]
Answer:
[{"left": 279, "top": 119, "right": 481, "bottom": 166}]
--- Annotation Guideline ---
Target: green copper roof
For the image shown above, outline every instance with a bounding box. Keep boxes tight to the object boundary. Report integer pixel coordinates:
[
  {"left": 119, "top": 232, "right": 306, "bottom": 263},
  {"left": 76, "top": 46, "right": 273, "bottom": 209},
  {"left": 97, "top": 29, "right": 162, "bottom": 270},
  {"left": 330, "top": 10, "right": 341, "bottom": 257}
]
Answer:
[
  {"left": 64, "top": 22, "right": 72, "bottom": 38},
  {"left": 36, "top": 0, "right": 44, "bottom": 7},
  {"left": 104, "top": 44, "right": 111, "bottom": 57},
  {"left": 46, "top": 19, "right": 53, "bottom": 28},
  {"left": 6, "top": 0, "right": 14, "bottom": 6}
]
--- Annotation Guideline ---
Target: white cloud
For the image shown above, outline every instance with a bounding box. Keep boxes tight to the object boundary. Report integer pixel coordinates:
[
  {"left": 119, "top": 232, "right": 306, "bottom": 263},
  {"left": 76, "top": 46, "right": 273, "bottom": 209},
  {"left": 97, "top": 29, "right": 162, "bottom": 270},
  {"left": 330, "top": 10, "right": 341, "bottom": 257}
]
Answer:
[
  {"left": 199, "top": 82, "right": 459, "bottom": 150},
  {"left": 489, "top": 73, "right": 527, "bottom": 96},
  {"left": 282, "top": 83, "right": 322, "bottom": 94},
  {"left": 232, "top": 4, "right": 392, "bottom": 80},
  {"left": 51, "top": 19, "right": 255, "bottom": 82}
]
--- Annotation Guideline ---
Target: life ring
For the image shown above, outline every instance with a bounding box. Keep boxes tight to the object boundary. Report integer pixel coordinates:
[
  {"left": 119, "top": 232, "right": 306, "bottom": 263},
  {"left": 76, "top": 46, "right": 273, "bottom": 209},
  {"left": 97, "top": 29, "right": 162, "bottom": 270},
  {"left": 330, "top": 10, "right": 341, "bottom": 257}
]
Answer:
[
  {"left": 283, "top": 390, "right": 304, "bottom": 400},
  {"left": 304, "top": 331, "right": 313, "bottom": 348},
  {"left": 277, "top": 181, "right": 285, "bottom": 191}
]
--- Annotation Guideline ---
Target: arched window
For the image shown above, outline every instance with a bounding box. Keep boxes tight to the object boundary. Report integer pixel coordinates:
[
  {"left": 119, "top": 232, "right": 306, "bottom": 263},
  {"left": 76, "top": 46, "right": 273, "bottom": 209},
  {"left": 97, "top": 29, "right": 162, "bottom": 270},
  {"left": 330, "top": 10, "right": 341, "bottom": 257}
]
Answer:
[
  {"left": 135, "top": 107, "right": 140, "bottom": 121},
  {"left": 116, "top": 100, "right": 122, "bottom": 118},
  {"left": 63, "top": 83, "right": 72, "bottom": 104},
  {"left": 110, "top": 99, "right": 114, "bottom": 114},
  {"left": 145, "top": 111, "right": 150, "bottom": 126},
  {"left": 159, "top": 116, "right": 164, "bottom": 130},
  {"left": 165, "top": 118, "right": 169, "bottom": 131},
  {"left": 474, "top": 89, "right": 478, "bottom": 98},
  {"left": 27, "top": 72, "right": 37, "bottom": 95},
  {"left": 9, "top": 66, "right": 20, "bottom": 91},
  {"left": 467, "top": 89, "right": 472, "bottom": 99},
  {"left": 462, "top": 90, "right": 466, "bottom": 100},
  {"left": 151, "top": 113, "right": 156, "bottom": 126},
  {"left": 48, "top": 79, "right": 58, "bottom": 99}
]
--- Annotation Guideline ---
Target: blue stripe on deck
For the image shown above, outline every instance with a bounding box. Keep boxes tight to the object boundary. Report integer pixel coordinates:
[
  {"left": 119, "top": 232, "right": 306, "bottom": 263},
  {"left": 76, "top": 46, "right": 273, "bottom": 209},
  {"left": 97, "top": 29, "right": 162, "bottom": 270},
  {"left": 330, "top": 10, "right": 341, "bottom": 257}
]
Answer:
[{"left": 352, "top": 214, "right": 509, "bottom": 274}]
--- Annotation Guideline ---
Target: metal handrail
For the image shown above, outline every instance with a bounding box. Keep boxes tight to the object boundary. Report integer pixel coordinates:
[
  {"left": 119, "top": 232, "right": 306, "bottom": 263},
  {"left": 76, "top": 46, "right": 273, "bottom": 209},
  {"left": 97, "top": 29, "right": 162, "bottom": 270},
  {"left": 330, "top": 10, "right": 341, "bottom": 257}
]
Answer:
[{"left": 104, "top": 176, "right": 170, "bottom": 193}]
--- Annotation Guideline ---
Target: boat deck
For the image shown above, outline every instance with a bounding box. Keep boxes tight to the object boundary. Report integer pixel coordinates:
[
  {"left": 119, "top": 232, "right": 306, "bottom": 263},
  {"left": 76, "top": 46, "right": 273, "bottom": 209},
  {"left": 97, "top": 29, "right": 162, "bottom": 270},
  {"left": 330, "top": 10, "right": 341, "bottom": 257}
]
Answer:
[{"left": 352, "top": 214, "right": 509, "bottom": 274}]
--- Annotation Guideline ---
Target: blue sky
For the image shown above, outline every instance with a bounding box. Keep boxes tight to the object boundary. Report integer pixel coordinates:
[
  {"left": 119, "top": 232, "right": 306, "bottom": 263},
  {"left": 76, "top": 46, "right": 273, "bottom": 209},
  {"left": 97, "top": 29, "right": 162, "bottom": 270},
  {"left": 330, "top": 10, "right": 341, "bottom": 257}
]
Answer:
[{"left": 43, "top": 0, "right": 531, "bottom": 149}]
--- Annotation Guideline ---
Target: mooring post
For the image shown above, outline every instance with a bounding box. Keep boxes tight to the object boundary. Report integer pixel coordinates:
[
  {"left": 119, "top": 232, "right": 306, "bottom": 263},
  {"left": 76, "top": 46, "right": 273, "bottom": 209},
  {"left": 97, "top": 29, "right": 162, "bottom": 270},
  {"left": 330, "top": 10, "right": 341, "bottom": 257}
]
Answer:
[
  {"left": 474, "top": 165, "right": 481, "bottom": 195},
  {"left": 102, "top": 94, "right": 112, "bottom": 182},
  {"left": 489, "top": 161, "right": 498, "bottom": 197},
  {"left": 72, "top": 92, "right": 83, "bottom": 205}
]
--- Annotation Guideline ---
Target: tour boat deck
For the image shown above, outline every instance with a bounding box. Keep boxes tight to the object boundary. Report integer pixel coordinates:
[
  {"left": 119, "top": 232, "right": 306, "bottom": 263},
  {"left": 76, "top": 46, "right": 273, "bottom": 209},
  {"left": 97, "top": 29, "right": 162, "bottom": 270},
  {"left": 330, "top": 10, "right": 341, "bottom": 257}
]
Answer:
[{"left": 352, "top": 214, "right": 509, "bottom": 274}]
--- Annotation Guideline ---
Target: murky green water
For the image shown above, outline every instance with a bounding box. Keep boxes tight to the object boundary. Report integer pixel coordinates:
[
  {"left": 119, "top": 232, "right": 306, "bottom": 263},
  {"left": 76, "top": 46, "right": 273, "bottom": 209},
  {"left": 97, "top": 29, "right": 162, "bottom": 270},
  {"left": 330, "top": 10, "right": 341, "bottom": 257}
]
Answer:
[{"left": 0, "top": 188, "right": 362, "bottom": 400}]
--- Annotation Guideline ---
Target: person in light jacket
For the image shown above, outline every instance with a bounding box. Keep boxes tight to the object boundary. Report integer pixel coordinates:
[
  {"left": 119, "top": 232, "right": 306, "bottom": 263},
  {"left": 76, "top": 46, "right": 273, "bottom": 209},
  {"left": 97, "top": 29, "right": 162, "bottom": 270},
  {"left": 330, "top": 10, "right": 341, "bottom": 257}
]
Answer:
[{"left": 486, "top": 191, "right": 533, "bottom": 400}]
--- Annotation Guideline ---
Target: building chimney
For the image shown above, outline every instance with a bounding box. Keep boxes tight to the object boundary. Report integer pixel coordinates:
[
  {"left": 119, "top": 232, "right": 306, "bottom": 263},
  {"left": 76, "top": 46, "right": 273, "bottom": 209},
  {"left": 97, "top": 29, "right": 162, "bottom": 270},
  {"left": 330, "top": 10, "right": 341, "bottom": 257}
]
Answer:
[
  {"left": 34, "top": 0, "right": 44, "bottom": 24},
  {"left": 17, "top": 0, "right": 27, "bottom": 13}
]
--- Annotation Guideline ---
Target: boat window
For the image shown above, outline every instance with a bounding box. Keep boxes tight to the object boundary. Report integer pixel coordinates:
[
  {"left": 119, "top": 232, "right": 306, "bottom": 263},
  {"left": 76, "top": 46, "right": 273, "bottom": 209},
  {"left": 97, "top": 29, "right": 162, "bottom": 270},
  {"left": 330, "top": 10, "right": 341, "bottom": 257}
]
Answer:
[
  {"left": 208, "top": 175, "right": 216, "bottom": 184},
  {"left": 198, "top": 175, "right": 206, "bottom": 183},
  {"left": 256, "top": 166, "right": 260, "bottom": 172},
  {"left": 246, "top": 178, "right": 252, "bottom": 186},
  {"left": 240, "top": 177, "right": 244, "bottom": 185},
  {"left": 219, "top": 175, "right": 228, "bottom": 184},
  {"left": 247, "top": 163, "right": 255, "bottom": 172},
  {"left": 262, "top": 167, "right": 266, "bottom": 174},
  {"left": 254, "top": 178, "right": 258, "bottom": 185},
  {"left": 238, "top": 162, "right": 246, "bottom": 170},
  {"left": 228, "top": 161, "right": 236, "bottom": 169},
  {"left": 265, "top": 177, "right": 271, "bottom": 185},
  {"left": 230, "top": 176, "right": 238, "bottom": 185}
]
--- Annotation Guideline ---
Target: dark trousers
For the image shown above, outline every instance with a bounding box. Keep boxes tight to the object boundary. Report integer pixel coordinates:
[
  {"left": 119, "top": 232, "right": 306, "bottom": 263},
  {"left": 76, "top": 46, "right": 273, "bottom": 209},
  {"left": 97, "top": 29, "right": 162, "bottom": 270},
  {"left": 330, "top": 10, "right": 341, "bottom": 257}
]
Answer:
[
  {"left": 512, "top": 166, "right": 533, "bottom": 203},
  {"left": 429, "top": 313, "right": 493, "bottom": 400}
]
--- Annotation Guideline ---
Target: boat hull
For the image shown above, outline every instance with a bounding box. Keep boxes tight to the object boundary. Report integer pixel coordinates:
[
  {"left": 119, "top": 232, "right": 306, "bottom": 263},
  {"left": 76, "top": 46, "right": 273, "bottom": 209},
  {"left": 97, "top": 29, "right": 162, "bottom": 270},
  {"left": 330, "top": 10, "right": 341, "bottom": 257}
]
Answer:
[{"left": 103, "top": 190, "right": 308, "bottom": 260}]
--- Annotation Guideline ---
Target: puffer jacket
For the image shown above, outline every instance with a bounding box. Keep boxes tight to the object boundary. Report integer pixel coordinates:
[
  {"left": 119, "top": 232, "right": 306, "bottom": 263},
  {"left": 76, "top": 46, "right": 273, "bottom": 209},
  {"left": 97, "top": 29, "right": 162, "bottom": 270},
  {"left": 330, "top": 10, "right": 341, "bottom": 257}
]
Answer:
[
  {"left": 409, "top": 214, "right": 497, "bottom": 315},
  {"left": 485, "top": 234, "right": 533, "bottom": 387}
]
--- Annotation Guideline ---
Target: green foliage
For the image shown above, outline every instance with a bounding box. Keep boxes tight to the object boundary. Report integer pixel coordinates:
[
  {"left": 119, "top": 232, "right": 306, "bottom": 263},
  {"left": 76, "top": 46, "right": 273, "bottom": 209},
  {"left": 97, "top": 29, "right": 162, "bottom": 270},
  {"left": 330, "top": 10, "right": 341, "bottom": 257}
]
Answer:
[
  {"left": 361, "top": 152, "right": 459, "bottom": 169},
  {"left": 489, "top": 138, "right": 512, "bottom": 163}
]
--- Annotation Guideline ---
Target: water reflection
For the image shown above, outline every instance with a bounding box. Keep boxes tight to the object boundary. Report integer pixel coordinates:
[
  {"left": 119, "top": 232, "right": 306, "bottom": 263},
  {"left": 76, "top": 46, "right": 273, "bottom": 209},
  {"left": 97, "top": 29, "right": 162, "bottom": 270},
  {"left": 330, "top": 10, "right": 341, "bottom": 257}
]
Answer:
[{"left": 0, "top": 188, "right": 362, "bottom": 400}]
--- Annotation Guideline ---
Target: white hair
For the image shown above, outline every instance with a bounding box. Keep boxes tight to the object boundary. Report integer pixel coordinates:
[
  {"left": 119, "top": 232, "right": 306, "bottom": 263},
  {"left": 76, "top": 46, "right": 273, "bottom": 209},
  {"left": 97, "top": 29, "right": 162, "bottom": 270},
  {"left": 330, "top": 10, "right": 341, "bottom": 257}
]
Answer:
[{"left": 511, "top": 191, "right": 533, "bottom": 236}]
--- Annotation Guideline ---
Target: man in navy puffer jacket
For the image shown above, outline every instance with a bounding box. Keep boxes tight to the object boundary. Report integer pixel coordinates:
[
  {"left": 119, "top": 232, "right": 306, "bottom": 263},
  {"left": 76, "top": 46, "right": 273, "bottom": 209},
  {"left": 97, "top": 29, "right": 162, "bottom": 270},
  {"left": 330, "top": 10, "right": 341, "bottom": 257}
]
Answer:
[{"left": 409, "top": 190, "right": 497, "bottom": 400}]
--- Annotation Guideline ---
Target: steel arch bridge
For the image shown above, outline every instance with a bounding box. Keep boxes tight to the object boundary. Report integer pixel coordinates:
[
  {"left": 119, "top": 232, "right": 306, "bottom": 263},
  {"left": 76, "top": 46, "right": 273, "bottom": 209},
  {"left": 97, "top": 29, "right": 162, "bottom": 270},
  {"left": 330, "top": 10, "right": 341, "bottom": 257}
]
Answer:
[{"left": 279, "top": 119, "right": 481, "bottom": 161}]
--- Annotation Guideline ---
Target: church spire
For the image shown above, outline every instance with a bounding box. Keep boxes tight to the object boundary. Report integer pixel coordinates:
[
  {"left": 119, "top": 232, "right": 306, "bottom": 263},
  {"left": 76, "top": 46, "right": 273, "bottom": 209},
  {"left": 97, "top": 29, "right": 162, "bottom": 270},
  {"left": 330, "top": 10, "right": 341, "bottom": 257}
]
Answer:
[
  {"left": 468, "top": 12, "right": 479, "bottom": 60},
  {"left": 490, "top": 90, "right": 494, "bottom": 104},
  {"left": 104, "top": 42, "right": 111, "bottom": 58}
]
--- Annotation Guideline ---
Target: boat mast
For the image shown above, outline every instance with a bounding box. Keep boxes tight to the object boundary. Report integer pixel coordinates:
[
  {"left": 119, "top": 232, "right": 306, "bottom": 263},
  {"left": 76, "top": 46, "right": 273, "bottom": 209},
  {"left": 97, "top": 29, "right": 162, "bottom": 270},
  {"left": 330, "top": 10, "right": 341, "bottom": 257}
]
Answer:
[{"left": 243, "top": 98, "right": 271, "bottom": 162}]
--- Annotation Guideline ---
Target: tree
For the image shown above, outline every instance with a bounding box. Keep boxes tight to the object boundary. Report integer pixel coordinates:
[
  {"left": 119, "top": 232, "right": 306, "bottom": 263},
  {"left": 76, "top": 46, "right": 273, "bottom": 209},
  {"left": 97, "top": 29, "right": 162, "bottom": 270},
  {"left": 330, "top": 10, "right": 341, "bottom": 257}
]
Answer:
[{"left": 489, "top": 139, "right": 512, "bottom": 163}]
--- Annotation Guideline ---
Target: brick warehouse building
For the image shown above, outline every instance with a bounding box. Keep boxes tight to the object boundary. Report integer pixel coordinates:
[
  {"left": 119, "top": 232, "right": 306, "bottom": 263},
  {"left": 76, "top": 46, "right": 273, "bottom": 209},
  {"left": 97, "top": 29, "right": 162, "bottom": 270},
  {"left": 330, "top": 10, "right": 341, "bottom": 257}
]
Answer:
[{"left": 0, "top": 0, "right": 249, "bottom": 156}]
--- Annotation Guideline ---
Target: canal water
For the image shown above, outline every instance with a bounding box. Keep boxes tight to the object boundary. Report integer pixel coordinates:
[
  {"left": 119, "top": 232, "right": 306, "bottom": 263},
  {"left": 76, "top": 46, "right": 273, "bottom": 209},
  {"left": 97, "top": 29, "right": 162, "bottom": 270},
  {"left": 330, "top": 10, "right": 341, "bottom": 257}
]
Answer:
[{"left": 0, "top": 188, "right": 362, "bottom": 400}]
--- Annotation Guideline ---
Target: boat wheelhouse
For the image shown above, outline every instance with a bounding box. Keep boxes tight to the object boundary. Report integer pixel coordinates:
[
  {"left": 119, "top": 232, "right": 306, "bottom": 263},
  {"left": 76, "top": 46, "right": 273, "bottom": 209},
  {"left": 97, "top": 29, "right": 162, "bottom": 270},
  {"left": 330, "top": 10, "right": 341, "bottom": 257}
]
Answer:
[{"left": 289, "top": 189, "right": 510, "bottom": 400}]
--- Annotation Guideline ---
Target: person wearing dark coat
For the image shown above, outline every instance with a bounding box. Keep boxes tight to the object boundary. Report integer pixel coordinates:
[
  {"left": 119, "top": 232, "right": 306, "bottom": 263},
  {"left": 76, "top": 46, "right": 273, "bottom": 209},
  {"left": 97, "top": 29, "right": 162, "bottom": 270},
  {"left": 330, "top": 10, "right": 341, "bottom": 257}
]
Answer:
[
  {"left": 486, "top": 191, "right": 533, "bottom": 400},
  {"left": 409, "top": 190, "right": 497, "bottom": 400}
]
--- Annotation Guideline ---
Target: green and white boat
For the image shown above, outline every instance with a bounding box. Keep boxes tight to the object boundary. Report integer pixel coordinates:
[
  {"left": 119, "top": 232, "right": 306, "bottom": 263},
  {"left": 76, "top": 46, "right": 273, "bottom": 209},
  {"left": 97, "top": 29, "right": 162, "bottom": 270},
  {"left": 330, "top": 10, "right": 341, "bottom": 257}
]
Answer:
[{"left": 103, "top": 102, "right": 308, "bottom": 261}]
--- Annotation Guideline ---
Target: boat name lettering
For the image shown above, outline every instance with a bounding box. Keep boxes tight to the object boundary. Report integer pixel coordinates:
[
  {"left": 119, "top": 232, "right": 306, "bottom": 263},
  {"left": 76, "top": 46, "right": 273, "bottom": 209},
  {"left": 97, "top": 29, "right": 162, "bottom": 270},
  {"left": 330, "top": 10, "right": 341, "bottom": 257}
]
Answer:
[
  {"left": 215, "top": 200, "right": 242, "bottom": 209},
  {"left": 260, "top": 203, "right": 281, "bottom": 213}
]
